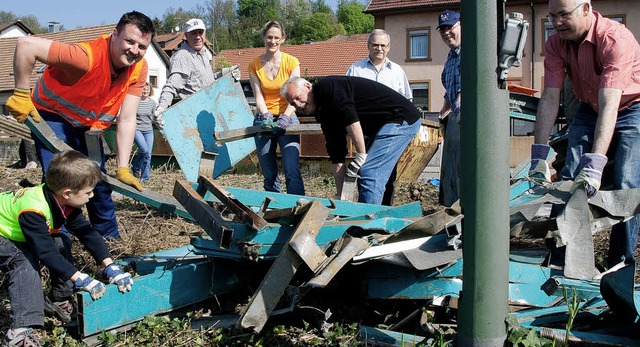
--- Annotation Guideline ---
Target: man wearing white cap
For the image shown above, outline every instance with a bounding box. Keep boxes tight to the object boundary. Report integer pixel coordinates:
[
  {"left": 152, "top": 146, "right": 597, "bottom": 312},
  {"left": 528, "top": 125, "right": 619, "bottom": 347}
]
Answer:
[{"left": 156, "top": 18, "right": 240, "bottom": 121}]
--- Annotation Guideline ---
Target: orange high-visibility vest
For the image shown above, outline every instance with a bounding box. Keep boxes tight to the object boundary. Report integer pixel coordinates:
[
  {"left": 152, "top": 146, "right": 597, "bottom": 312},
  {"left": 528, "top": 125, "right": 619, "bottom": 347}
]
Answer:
[{"left": 32, "top": 34, "right": 146, "bottom": 130}]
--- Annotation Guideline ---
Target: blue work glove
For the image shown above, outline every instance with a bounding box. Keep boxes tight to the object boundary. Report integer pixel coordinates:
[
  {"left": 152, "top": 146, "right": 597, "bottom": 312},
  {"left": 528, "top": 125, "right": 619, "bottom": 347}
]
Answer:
[
  {"left": 346, "top": 153, "right": 367, "bottom": 178},
  {"left": 259, "top": 112, "right": 276, "bottom": 129},
  {"left": 528, "top": 144, "right": 552, "bottom": 183},
  {"left": 273, "top": 114, "right": 293, "bottom": 136},
  {"left": 74, "top": 273, "right": 106, "bottom": 300},
  {"left": 570, "top": 153, "right": 608, "bottom": 198},
  {"left": 103, "top": 264, "right": 133, "bottom": 293}
]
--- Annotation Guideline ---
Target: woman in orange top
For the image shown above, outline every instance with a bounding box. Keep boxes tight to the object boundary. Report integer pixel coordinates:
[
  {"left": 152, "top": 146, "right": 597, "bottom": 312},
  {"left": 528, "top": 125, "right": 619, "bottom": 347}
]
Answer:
[{"left": 248, "top": 21, "right": 304, "bottom": 195}]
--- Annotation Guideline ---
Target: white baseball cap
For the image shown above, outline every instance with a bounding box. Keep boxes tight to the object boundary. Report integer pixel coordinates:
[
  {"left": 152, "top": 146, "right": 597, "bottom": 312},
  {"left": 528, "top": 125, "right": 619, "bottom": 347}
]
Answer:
[{"left": 184, "top": 18, "right": 205, "bottom": 33}]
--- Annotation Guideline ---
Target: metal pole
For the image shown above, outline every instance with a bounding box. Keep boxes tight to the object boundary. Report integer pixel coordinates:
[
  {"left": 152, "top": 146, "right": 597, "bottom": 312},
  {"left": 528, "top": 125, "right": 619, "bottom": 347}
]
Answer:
[{"left": 457, "top": 0, "right": 510, "bottom": 345}]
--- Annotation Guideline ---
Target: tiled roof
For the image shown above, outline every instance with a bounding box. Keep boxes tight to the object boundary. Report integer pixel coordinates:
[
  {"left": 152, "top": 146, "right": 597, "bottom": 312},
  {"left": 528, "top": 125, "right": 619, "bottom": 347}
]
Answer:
[
  {"left": 155, "top": 32, "right": 214, "bottom": 57},
  {"left": 0, "top": 37, "right": 20, "bottom": 93},
  {"left": 0, "top": 25, "right": 115, "bottom": 93},
  {"left": 218, "top": 35, "right": 370, "bottom": 80},
  {"left": 365, "top": 0, "right": 459, "bottom": 13},
  {"left": 155, "top": 32, "right": 183, "bottom": 51}
]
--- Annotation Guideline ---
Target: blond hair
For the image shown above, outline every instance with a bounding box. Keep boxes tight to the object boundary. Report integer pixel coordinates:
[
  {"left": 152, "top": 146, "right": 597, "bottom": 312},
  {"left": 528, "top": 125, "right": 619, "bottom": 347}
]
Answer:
[
  {"left": 46, "top": 150, "right": 102, "bottom": 193},
  {"left": 145, "top": 82, "right": 154, "bottom": 96}
]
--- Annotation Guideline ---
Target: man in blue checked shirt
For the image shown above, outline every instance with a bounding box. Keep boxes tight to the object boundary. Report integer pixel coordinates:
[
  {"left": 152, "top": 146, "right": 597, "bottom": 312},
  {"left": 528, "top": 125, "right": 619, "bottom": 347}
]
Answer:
[{"left": 437, "top": 9, "right": 462, "bottom": 207}]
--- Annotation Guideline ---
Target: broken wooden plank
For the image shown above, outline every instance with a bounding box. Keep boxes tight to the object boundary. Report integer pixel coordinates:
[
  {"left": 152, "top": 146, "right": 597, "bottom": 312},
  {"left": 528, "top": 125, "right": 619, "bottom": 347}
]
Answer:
[
  {"left": 237, "top": 200, "right": 329, "bottom": 333},
  {"left": 173, "top": 180, "right": 234, "bottom": 249},
  {"left": 197, "top": 176, "right": 267, "bottom": 230},
  {"left": 214, "top": 123, "right": 322, "bottom": 145}
]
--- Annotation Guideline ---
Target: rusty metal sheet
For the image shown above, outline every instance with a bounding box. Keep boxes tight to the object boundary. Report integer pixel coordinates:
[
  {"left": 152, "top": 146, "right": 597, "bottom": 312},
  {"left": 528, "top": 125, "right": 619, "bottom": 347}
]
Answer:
[
  {"left": 173, "top": 180, "right": 233, "bottom": 249},
  {"left": 340, "top": 175, "right": 358, "bottom": 202},
  {"left": 237, "top": 200, "right": 329, "bottom": 333},
  {"left": 306, "top": 235, "right": 370, "bottom": 288},
  {"left": 197, "top": 176, "right": 267, "bottom": 230},
  {"left": 160, "top": 74, "right": 255, "bottom": 182},
  {"left": 289, "top": 228, "right": 329, "bottom": 273}
]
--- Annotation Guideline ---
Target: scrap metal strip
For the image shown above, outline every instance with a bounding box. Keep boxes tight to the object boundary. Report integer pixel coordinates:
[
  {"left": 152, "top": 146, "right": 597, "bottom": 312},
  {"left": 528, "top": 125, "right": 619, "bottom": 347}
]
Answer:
[
  {"left": 237, "top": 200, "right": 329, "bottom": 333},
  {"left": 197, "top": 176, "right": 267, "bottom": 230},
  {"left": 173, "top": 180, "right": 233, "bottom": 249}
]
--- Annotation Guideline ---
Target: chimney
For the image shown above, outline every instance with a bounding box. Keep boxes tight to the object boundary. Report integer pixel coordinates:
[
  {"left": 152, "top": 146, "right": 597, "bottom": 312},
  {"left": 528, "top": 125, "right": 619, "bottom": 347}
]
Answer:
[{"left": 48, "top": 21, "right": 61, "bottom": 33}]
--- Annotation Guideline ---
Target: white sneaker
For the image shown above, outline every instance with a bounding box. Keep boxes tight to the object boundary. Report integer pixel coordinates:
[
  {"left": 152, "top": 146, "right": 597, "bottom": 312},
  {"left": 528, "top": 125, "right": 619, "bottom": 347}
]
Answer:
[{"left": 24, "top": 161, "right": 37, "bottom": 169}]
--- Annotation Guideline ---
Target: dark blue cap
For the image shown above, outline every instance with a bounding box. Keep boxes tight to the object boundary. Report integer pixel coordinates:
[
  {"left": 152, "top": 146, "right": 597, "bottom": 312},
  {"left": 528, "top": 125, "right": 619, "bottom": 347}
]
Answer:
[{"left": 438, "top": 10, "right": 460, "bottom": 29}]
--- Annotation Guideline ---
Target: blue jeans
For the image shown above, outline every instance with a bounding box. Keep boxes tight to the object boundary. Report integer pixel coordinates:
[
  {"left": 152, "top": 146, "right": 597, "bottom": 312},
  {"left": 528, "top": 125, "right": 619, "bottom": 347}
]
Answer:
[
  {"left": 561, "top": 102, "right": 640, "bottom": 266},
  {"left": 0, "top": 237, "right": 44, "bottom": 328},
  {"left": 253, "top": 115, "right": 305, "bottom": 195},
  {"left": 132, "top": 129, "right": 154, "bottom": 182},
  {"left": 31, "top": 109, "right": 119, "bottom": 239},
  {"left": 358, "top": 119, "right": 421, "bottom": 204}
]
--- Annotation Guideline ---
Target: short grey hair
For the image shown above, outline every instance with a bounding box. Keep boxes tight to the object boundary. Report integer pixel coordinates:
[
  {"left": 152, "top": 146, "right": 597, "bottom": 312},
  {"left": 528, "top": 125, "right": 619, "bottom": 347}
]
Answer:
[
  {"left": 368, "top": 29, "right": 390, "bottom": 45},
  {"left": 280, "top": 76, "right": 310, "bottom": 97}
]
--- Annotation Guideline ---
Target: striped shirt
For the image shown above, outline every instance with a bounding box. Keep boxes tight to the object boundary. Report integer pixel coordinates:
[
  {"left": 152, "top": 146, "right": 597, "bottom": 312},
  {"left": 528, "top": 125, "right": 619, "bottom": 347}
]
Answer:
[{"left": 136, "top": 98, "right": 156, "bottom": 132}]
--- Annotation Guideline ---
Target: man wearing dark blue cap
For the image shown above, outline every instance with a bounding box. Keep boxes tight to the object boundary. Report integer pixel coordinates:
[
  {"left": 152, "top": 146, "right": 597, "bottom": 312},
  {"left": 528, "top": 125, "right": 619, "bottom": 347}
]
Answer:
[{"left": 437, "top": 9, "right": 462, "bottom": 207}]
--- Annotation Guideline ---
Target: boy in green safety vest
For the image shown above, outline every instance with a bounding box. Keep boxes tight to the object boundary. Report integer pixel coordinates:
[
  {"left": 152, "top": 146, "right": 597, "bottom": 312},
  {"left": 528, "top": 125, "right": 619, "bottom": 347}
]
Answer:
[{"left": 0, "top": 150, "right": 133, "bottom": 347}]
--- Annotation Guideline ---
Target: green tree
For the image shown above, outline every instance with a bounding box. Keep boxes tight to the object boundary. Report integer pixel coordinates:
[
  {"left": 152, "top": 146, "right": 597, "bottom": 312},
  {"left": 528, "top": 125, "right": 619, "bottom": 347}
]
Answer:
[
  {"left": 336, "top": 0, "right": 373, "bottom": 34},
  {"left": 294, "top": 12, "right": 342, "bottom": 44},
  {"left": 279, "top": 0, "right": 313, "bottom": 43},
  {"left": 312, "top": 0, "right": 333, "bottom": 14},
  {"left": 0, "top": 11, "right": 17, "bottom": 23},
  {"left": 158, "top": 7, "right": 195, "bottom": 34},
  {"left": 204, "top": 0, "right": 239, "bottom": 51},
  {"left": 20, "top": 15, "right": 47, "bottom": 34},
  {"left": 236, "top": 0, "right": 280, "bottom": 47}
]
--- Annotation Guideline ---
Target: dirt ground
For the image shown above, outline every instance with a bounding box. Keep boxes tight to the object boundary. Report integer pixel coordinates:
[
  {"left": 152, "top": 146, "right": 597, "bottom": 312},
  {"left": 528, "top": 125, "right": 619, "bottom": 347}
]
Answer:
[{"left": 0, "top": 158, "right": 637, "bottom": 340}]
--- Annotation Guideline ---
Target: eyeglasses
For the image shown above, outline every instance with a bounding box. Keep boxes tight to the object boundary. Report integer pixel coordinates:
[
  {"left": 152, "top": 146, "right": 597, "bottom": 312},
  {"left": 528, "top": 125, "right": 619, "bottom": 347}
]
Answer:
[
  {"left": 370, "top": 43, "right": 389, "bottom": 49},
  {"left": 547, "top": 2, "right": 585, "bottom": 22}
]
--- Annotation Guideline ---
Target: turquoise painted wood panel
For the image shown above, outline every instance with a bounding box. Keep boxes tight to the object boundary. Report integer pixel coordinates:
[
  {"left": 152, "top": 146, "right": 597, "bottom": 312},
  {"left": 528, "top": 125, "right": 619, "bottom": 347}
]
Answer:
[{"left": 162, "top": 74, "right": 255, "bottom": 182}]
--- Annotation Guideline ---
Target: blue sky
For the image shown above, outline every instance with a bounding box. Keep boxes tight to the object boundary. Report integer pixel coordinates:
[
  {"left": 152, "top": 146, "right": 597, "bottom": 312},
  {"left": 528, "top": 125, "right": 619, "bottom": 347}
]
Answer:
[{"left": 5, "top": 0, "right": 341, "bottom": 30}]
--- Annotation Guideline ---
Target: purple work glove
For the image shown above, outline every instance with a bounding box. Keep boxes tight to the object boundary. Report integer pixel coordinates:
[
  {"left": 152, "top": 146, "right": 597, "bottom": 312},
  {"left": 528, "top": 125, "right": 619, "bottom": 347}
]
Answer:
[
  {"left": 570, "top": 153, "right": 608, "bottom": 198},
  {"left": 273, "top": 114, "right": 293, "bottom": 135},
  {"left": 258, "top": 112, "right": 275, "bottom": 128},
  {"left": 528, "top": 144, "right": 552, "bottom": 182}
]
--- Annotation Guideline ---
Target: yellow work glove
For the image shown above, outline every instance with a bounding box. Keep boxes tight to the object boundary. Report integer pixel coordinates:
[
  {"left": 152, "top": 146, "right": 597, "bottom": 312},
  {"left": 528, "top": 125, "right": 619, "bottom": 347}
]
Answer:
[
  {"left": 115, "top": 167, "right": 143, "bottom": 191},
  {"left": 6, "top": 88, "right": 41, "bottom": 123}
]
